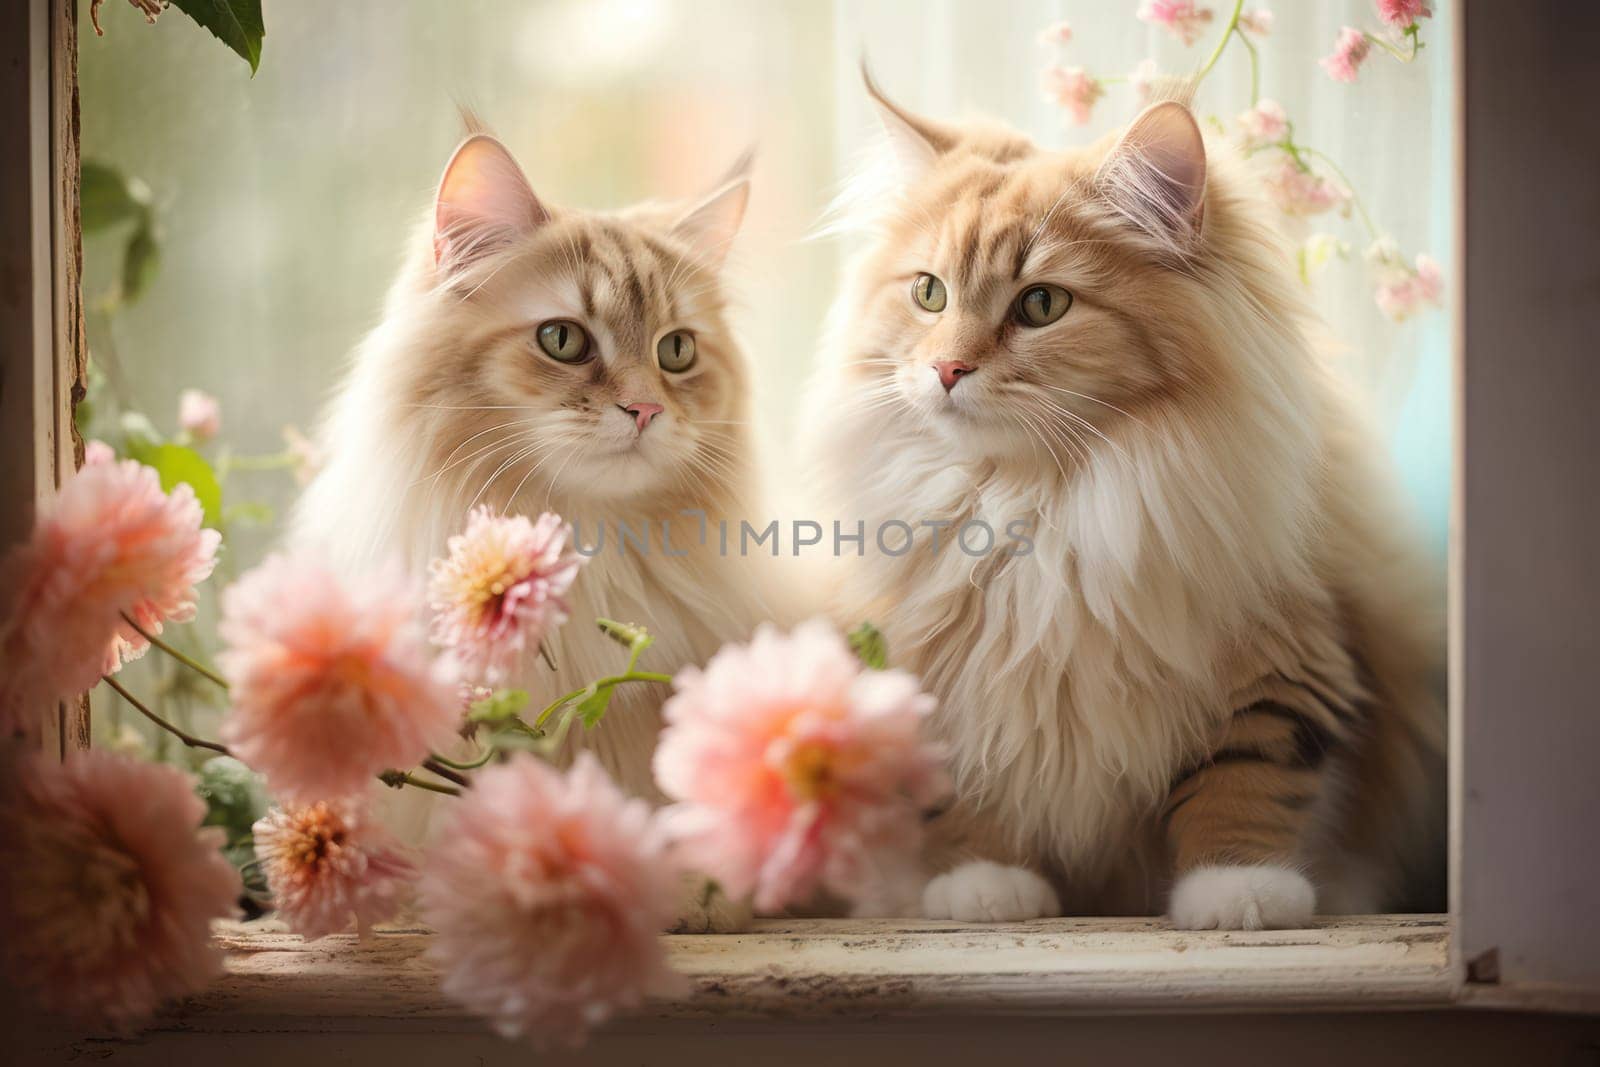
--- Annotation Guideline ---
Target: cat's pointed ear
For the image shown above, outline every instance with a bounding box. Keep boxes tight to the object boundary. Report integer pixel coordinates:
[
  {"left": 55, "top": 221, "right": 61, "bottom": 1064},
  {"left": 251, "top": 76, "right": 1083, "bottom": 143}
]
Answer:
[
  {"left": 671, "top": 151, "right": 752, "bottom": 269},
  {"left": 862, "top": 63, "right": 953, "bottom": 184},
  {"left": 1095, "top": 101, "right": 1207, "bottom": 252},
  {"left": 433, "top": 134, "right": 549, "bottom": 271}
]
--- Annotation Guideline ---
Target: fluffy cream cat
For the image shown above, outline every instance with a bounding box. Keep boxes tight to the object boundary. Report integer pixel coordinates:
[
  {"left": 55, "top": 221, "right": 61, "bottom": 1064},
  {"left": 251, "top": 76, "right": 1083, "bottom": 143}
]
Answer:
[
  {"left": 802, "top": 77, "right": 1444, "bottom": 928},
  {"left": 292, "top": 129, "right": 778, "bottom": 829}
]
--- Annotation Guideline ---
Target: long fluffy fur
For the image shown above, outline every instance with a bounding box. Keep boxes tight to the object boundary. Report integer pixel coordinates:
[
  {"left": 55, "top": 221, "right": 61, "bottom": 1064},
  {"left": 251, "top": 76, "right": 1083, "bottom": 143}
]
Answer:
[{"left": 802, "top": 93, "right": 1443, "bottom": 917}]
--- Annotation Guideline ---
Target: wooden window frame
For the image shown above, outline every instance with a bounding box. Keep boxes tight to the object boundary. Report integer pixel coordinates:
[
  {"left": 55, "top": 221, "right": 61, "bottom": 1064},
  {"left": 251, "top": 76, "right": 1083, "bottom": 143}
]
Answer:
[{"left": 5, "top": 0, "right": 1597, "bottom": 1053}]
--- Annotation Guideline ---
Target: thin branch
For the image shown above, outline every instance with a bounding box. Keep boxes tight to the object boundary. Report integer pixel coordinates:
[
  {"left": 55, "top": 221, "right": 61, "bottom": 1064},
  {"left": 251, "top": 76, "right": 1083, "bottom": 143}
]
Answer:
[
  {"left": 121, "top": 612, "right": 230, "bottom": 690},
  {"left": 102, "top": 675, "right": 231, "bottom": 755},
  {"left": 421, "top": 758, "right": 470, "bottom": 787},
  {"left": 378, "top": 769, "right": 462, "bottom": 797},
  {"left": 1196, "top": 0, "right": 1246, "bottom": 82}
]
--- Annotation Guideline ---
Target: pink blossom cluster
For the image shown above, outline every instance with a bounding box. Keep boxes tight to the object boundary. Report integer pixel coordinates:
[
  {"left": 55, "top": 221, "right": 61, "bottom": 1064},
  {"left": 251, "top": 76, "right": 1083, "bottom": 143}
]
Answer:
[
  {"left": 1039, "top": 65, "right": 1105, "bottom": 127},
  {"left": 654, "top": 620, "right": 948, "bottom": 913},
  {"left": 1377, "top": 0, "right": 1432, "bottom": 30},
  {"left": 1262, "top": 154, "right": 1351, "bottom": 217},
  {"left": 420, "top": 753, "right": 685, "bottom": 1046},
  {"left": 1137, "top": 0, "right": 1214, "bottom": 46},
  {"left": 427, "top": 507, "right": 584, "bottom": 685},
  {"left": 218, "top": 552, "right": 460, "bottom": 802},
  {"left": 0, "top": 459, "right": 218, "bottom": 738},
  {"left": 254, "top": 800, "right": 415, "bottom": 939},
  {"left": 1237, "top": 98, "right": 1288, "bottom": 148},
  {"left": 1319, "top": 26, "right": 1372, "bottom": 83},
  {"left": 178, "top": 388, "right": 221, "bottom": 441},
  {"left": 0, "top": 751, "right": 241, "bottom": 1026},
  {"left": 1367, "top": 240, "right": 1444, "bottom": 321}
]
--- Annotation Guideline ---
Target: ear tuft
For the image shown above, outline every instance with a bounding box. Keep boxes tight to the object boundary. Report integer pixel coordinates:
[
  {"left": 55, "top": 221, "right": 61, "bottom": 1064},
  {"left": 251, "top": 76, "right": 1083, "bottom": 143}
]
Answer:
[
  {"left": 434, "top": 135, "right": 548, "bottom": 272},
  {"left": 862, "top": 62, "right": 952, "bottom": 184},
  {"left": 1095, "top": 101, "right": 1207, "bottom": 253},
  {"left": 671, "top": 152, "right": 753, "bottom": 269}
]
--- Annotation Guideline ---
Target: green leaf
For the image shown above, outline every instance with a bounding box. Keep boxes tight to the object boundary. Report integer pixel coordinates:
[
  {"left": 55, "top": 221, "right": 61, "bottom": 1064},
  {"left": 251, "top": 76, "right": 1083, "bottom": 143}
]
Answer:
[
  {"left": 170, "top": 0, "right": 265, "bottom": 74},
  {"left": 139, "top": 443, "right": 223, "bottom": 528},
  {"left": 467, "top": 689, "right": 531, "bottom": 724},
  {"left": 121, "top": 220, "right": 161, "bottom": 304},
  {"left": 847, "top": 621, "right": 888, "bottom": 670},
  {"left": 196, "top": 756, "right": 268, "bottom": 843},
  {"left": 575, "top": 683, "right": 611, "bottom": 728},
  {"left": 80, "top": 161, "right": 150, "bottom": 232}
]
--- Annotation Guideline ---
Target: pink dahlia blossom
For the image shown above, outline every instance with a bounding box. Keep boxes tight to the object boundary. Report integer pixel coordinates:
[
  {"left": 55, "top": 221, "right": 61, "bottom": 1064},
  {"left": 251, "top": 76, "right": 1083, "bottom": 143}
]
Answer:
[
  {"left": 1376, "top": 0, "right": 1431, "bottom": 29},
  {"left": 1320, "top": 27, "right": 1372, "bottom": 82},
  {"left": 1263, "top": 154, "right": 1350, "bottom": 217},
  {"left": 1372, "top": 253, "right": 1444, "bottom": 321},
  {"left": 0, "top": 459, "right": 219, "bottom": 738},
  {"left": 1129, "top": 58, "right": 1162, "bottom": 105},
  {"left": 254, "top": 800, "right": 414, "bottom": 940},
  {"left": 1036, "top": 20, "right": 1072, "bottom": 46},
  {"left": 1414, "top": 253, "right": 1444, "bottom": 303},
  {"left": 0, "top": 751, "right": 240, "bottom": 1025},
  {"left": 218, "top": 552, "right": 459, "bottom": 802},
  {"left": 85, "top": 439, "right": 116, "bottom": 465},
  {"left": 1040, "top": 65, "right": 1105, "bottom": 127},
  {"left": 1238, "top": 7, "right": 1273, "bottom": 35},
  {"left": 177, "top": 388, "right": 221, "bottom": 441},
  {"left": 1237, "top": 98, "right": 1288, "bottom": 147},
  {"left": 281, "top": 425, "right": 324, "bottom": 486},
  {"left": 653, "top": 620, "right": 949, "bottom": 913},
  {"left": 428, "top": 507, "right": 583, "bottom": 685},
  {"left": 419, "top": 753, "right": 684, "bottom": 1047},
  {"left": 1137, "top": 0, "right": 1214, "bottom": 46}
]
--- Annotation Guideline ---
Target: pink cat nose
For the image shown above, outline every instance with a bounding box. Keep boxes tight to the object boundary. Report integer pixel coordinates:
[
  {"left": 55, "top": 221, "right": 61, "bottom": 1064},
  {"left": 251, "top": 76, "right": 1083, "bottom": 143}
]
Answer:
[
  {"left": 933, "top": 360, "right": 976, "bottom": 392},
  {"left": 619, "top": 401, "right": 664, "bottom": 432}
]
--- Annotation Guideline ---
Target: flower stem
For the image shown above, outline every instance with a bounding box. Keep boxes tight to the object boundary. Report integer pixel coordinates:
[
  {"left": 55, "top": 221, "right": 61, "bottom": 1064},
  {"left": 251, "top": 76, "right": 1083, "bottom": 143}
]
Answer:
[
  {"left": 1302, "top": 145, "right": 1380, "bottom": 238},
  {"left": 530, "top": 671, "right": 673, "bottom": 731},
  {"left": 379, "top": 769, "right": 461, "bottom": 797},
  {"left": 1238, "top": 25, "right": 1261, "bottom": 105},
  {"left": 1363, "top": 28, "right": 1419, "bottom": 64},
  {"left": 1196, "top": 0, "right": 1245, "bottom": 82},
  {"left": 102, "top": 675, "right": 231, "bottom": 755},
  {"left": 120, "top": 612, "right": 230, "bottom": 690},
  {"left": 429, "top": 746, "right": 497, "bottom": 771},
  {"left": 421, "top": 758, "right": 470, "bottom": 787}
]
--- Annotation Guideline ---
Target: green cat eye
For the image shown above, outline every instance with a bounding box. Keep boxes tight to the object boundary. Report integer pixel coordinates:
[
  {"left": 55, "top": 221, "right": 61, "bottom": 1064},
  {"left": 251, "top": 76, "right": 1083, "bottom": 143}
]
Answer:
[
  {"left": 657, "top": 329, "right": 697, "bottom": 373},
  {"left": 1015, "top": 284, "right": 1073, "bottom": 327},
  {"left": 536, "top": 319, "right": 590, "bottom": 364},
  {"left": 912, "top": 273, "right": 948, "bottom": 313}
]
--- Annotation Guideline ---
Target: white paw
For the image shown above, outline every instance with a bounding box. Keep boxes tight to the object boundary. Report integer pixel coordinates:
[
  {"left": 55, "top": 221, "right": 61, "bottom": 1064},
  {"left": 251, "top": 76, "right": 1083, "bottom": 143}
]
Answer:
[
  {"left": 1169, "top": 864, "right": 1316, "bottom": 930},
  {"left": 670, "top": 876, "right": 751, "bottom": 933},
  {"left": 922, "top": 861, "right": 1061, "bottom": 922}
]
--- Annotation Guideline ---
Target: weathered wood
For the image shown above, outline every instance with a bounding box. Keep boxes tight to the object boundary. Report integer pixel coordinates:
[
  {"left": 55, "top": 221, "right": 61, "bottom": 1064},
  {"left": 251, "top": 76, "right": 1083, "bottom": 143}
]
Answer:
[{"left": 125, "top": 916, "right": 1458, "bottom": 1032}]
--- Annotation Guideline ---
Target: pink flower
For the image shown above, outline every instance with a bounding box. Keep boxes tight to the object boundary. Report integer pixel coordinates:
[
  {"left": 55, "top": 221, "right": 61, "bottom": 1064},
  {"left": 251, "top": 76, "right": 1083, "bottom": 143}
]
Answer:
[
  {"left": 1129, "top": 58, "right": 1161, "bottom": 104},
  {"left": 1137, "top": 0, "right": 1214, "bottom": 46},
  {"left": 1238, "top": 7, "right": 1273, "bottom": 35},
  {"left": 419, "top": 753, "right": 684, "bottom": 1047},
  {"left": 0, "top": 751, "right": 240, "bottom": 1025},
  {"left": 1376, "top": 0, "right": 1431, "bottom": 29},
  {"left": 1040, "top": 65, "right": 1105, "bottom": 127},
  {"left": 428, "top": 508, "right": 584, "bottom": 685},
  {"left": 1320, "top": 26, "right": 1372, "bottom": 82},
  {"left": 1237, "top": 98, "right": 1288, "bottom": 147},
  {"left": 254, "top": 800, "right": 414, "bottom": 940},
  {"left": 0, "top": 460, "right": 219, "bottom": 738},
  {"left": 1369, "top": 247, "right": 1444, "bottom": 321},
  {"left": 281, "top": 425, "right": 323, "bottom": 486},
  {"left": 85, "top": 439, "right": 116, "bottom": 465},
  {"left": 653, "top": 620, "right": 948, "bottom": 913},
  {"left": 1263, "top": 154, "right": 1350, "bottom": 217},
  {"left": 218, "top": 552, "right": 459, "bottom": 802},
  {"left": 178, "top": 388, "right": 221, "bottom": 442},
  {"left": 1036, "top": 20, "right": 1072, "bottom": 46}
]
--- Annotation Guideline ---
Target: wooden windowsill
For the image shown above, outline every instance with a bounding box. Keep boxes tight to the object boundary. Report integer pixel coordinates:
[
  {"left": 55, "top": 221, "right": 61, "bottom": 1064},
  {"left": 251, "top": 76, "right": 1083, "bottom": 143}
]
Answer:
[{"left": 138, "top": 914, "right": 1458, "bottom": 1032}]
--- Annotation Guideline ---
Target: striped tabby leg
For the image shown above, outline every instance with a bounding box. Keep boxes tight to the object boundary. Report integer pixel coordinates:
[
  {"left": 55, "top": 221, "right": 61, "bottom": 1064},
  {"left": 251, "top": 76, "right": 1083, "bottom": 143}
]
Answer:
[{"left": 1162, "top": 695, "right": 1345, "bottom": 929}]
